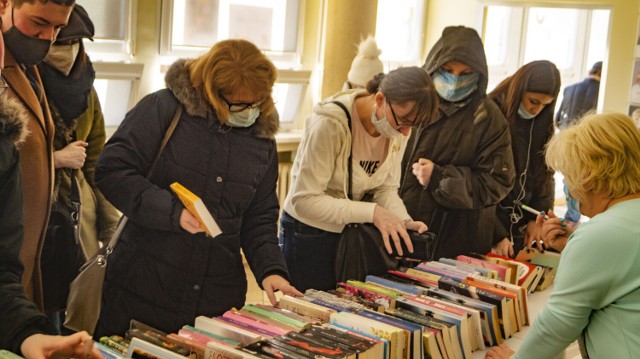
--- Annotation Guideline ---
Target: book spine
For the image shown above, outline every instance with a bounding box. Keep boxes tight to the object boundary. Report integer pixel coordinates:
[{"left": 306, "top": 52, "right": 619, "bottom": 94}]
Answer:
[
  {"left": 183, "top": 325, "right": 242, "bottom": 347},
  {"left": 0, "top": 350, "right": 23, "bottom": 359},
  {"left": 278, "top": 296, "right": 335, "bottom": 322},
  {"left": 242, "top": 304, "right": 309, "bottom": 328},
  {"left": 221, "top": 311, "right": 291, "bottom": 336}
]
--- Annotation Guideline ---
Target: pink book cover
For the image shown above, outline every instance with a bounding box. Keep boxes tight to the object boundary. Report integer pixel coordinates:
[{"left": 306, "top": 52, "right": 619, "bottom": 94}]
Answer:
[
  {"left": 177, "top": 327, "right": 234, "bottom": 347},
  {"left": 405, "top": 295, "right": 467, "bottom": 317},
  {"left": 456, "top": 255, "right": 509, "bottom": 282},
  {"left": 221, "top": 310, "right": 291, "bottom": 336}
]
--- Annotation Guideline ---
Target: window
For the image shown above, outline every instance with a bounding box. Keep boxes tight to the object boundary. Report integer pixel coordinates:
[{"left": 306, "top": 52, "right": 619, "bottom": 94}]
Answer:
[
  {"left": 92, "top": 63, "right": 144, "bottom": 136},
  {"left": 375, "top": 0, "right": 426, "bottom": 71},
  {"left": 160, "top": 0, "right": 303, "bottom": 67},
  {"left": 76, "top": 0, "right": 137, "bottom": 60},
  {"left": 481, "top": 4, "right": 610, "bottom": 92}
]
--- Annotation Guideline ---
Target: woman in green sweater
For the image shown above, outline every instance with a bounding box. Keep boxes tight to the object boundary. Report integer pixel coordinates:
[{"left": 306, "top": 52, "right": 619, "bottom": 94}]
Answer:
[{"left": 486, "top": 112, "right": 640, "bottom": 359}]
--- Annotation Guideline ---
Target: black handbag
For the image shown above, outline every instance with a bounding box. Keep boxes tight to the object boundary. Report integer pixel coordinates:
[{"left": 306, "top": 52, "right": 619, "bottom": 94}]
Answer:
[
  {"left": 41, "top": 167, "right": 85, "bottom": 313},
  {"left": 331, "top": 101, "right": 437, "bottom": 283}
]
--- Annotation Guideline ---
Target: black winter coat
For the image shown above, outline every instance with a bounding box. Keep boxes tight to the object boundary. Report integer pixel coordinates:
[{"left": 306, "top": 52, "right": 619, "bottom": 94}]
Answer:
[
  {"left": 0, "top": 95, "right": 53, "bottom": 353},
  {"left": 400, "top": 26, "right": 515, "bottom": 259},
  {"left": 493, "top": 96, "right": 555, "bottom": 244},
  {"left": 93, "top": 60, "right": 288, "bottom": 336}
]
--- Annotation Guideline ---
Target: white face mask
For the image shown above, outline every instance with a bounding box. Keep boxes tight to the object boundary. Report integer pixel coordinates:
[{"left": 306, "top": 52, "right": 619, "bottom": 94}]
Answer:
[
  {"left": 371, "top": 102, "right": 402, "bottom": 139},
  {"left": 227, "top": 107, "right": 260, "bottom": 127},
  {"left": 44, "top": 42, "right": 80, "bottom": 76}
]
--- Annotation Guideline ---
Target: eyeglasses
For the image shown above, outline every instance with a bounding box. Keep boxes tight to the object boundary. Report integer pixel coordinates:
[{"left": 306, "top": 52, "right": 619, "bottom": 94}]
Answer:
[
  {"left": 0, "top": 76, "right": 9, "bottom": 97},
  {"left": 388, "top": 103, "right": 416, "bottom": 127},
  {"left": 219, "top": 93, "right": 264, "bottom": 113}
]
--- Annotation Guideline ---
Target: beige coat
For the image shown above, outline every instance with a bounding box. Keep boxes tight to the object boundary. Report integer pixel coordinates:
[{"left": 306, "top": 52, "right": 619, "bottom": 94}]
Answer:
[{"left": 3, "top": 51, "right": 55, "bottom": 310}]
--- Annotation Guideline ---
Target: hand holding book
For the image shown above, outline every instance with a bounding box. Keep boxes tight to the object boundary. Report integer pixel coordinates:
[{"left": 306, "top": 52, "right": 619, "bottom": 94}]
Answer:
[{"left": 170, "top": 182, "right": 222, "bottom": 237}]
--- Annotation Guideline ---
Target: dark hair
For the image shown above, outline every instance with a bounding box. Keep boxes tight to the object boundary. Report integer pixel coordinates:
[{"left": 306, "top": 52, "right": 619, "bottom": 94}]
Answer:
[
  {"left": 489, "top": 60, "right": 561, "bottom": 195},
  {"left": 489, "top": 60, "right": 560, "bottom": 123},
  {"left": 589, "top": 61, "right": 602, "bottom": 76},
  {"left": 15, "top": 0, "right": 75, "bottom": 6},
  {"left": 365, "top": 67, "right": 439, "bottom": 127}
]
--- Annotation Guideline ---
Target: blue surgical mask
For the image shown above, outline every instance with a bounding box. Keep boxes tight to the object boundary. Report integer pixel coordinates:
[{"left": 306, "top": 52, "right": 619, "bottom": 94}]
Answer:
[
  {"left": 432, "top": 68, "right": 479, "bottom": 102},
  {"left": 518, "top": 103, "right": 537, "bottom": 120},
  {"left": 567, "top": 193, "right": 581, "bottom": 215},
  {"left": 227, "top": 107, "right": 260, "bottom": 127},
  {"left": 371, "top": 103, "right": 402, "bottom": 139}
]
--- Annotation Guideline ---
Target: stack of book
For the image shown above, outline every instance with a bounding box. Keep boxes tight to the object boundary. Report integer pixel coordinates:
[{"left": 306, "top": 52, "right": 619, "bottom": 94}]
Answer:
[{"left": 92, "top": 250, "right": 560, "bottom": 359}]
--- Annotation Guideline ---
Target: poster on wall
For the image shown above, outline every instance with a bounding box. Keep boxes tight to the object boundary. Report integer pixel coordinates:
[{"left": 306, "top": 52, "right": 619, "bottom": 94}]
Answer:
[
  {"left": 629, "top": 105, "right": 640, "bottom": 128},
  {"left": 630, "top": 59, "right": 640, "bottom": 104},
  {"left": 636, "top": 18, "right": 640, "bottom": 57}
]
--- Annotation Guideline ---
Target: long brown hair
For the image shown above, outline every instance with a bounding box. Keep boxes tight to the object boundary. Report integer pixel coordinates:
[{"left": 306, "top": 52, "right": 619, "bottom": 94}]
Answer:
[
  {"left": 489, "top": 60, "right": 561, "bottom": 193},
  {"left": 187, "top": 39, "right": 277, "bottom": 123}
]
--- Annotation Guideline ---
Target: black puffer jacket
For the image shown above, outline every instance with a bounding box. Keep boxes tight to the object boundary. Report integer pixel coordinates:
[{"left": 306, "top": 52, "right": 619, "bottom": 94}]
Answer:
[
  {"left": 400, "top": 26, "right": 515, "bottom": 259},
  {"left": 93, "top": 59, "right": 288, "bottom": 336},
  {"left": 0, "top": 95, "right": 54, "bottom": 354}
]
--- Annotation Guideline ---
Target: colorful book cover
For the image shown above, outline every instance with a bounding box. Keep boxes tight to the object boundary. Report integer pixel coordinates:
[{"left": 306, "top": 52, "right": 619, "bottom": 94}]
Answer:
[{"left": 170, "top": 182, "right": 222, "bottom": 237}]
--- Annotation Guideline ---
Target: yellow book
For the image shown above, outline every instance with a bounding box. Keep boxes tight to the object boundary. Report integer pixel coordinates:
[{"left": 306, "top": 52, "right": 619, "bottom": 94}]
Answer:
[{"left": 170, "top": 182, "right": 222, "bottom": 237}]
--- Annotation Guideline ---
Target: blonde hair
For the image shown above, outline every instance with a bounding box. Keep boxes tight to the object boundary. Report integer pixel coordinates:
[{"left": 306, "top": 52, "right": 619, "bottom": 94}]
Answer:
[
  {"left": 545, "top": 112, "right": 640, "bottom": 200},
  {"left": 187, "top": 39, "right": 277, "bottom": 123}
]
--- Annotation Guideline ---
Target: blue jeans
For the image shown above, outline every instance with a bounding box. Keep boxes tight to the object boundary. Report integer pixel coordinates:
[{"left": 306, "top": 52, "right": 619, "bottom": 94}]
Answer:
[{"left": 279, "top": 212, "right": 340, "bottom": 292}]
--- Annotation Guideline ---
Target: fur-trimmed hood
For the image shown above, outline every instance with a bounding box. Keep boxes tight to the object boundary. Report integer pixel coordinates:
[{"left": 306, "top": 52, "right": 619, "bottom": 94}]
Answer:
[
  {"left": 0, "top": 94, "right": 30, "bottom": 146},
  {"left": 164, "top": 59, "right": 279, "bottom": 139}
]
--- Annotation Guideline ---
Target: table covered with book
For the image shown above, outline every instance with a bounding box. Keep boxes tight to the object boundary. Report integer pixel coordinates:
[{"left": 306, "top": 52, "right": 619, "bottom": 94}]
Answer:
[{"left": 11, "top": 249, "right": 575, "bottom": 359}]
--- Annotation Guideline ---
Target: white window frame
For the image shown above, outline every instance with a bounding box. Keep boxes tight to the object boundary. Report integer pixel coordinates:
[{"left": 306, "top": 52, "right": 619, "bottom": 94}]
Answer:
[
  {"left": 159, "top": 0, "right": 306, "bottom": 68},
  {"left": 80, "top": 0, "right": 137, "bottom": 61},
  {"left": 479, "top": 2, "right": 610, "bottom": 91},
  {"left": 93, "top": 62, "right": 145, "bottom": 136},
  {"left": 375, "top": 0, "right": 427, "bottom": 71}
]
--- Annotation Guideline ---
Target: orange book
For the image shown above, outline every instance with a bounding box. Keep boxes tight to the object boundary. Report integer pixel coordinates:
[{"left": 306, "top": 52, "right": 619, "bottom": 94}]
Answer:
[{"left": 170, "top": 182, "right": 222, "bottom": 237}]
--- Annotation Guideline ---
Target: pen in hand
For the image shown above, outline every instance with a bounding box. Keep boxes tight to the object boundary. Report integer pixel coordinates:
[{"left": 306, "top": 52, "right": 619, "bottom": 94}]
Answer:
[{"left": 514, "top": 200, "right": 550, "bottom": 219}]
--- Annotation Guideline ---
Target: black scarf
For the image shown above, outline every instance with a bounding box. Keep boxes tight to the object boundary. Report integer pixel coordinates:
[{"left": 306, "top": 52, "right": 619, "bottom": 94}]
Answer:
[{"left": 39, "top": 54, "right": 95, "bottom": 123}]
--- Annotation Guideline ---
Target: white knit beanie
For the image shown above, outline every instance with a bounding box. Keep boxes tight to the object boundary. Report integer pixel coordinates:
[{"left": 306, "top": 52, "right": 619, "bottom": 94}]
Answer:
[{"left": 347, "top": 36, "right": 384, "bottom": 88}]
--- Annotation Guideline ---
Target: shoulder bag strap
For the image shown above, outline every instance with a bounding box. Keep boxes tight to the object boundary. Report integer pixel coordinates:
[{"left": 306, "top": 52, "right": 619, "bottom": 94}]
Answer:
[
  {"left": 329, "top": 101, "right": 353, "bottom": 200},
  {"left": 104, "top": 104, "right": 184, "bottom": 254}
]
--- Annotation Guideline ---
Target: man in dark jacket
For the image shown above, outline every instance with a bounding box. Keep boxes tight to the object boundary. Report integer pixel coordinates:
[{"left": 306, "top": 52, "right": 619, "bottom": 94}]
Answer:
[
  {"left": 555, "top": 61, "right": 601, "bottom": 129},
  {"left": 0, "top": 22, "right": 100, "bottom": 357},
  {"left": 400, "top": 26, "right": 515, "bottom": 259}
]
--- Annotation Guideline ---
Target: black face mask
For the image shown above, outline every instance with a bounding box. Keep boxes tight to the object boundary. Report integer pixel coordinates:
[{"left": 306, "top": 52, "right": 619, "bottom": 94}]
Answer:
[{"left": 3, "top": 7, "right": 52, "bottom": 66}]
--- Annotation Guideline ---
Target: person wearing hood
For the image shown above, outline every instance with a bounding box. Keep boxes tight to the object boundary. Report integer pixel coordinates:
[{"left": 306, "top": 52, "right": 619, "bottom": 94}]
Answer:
[
  {"left": 37, "top": 4, "right": 120, "bottom": 333},
  {"left": 93, "top": 39, "right": 302, "bottom": 336},
  {"left": 400, "top": 26, "right": 515, "bottom": 259},
  {"left": 0, "top": 13, "right": 100, "bottom": 357},
  {"left": 487, "top": 60, "right": 561, "bottom": 257},
  {"left": 0, "top": 0, "right": 74, "bottom": 311},
  {"left": 280, "top": 67, "right": 438, "bottom": 292}
]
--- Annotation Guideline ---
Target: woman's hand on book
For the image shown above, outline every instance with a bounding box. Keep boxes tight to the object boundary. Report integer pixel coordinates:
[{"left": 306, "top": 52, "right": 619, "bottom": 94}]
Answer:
[
  {"left": 180, "top": 209, "right": 204, "bottom": 234},
  {"left": 492, "top": 238, "right": 514, "bottom": 257},
  {"left": 484, "top": 343, "right": 515, "bottom": 359},
  {"left": 261, "top": 275, "right": 303, "bottom": 305},
  {"left": 21, "top": 331, "right": 102, "bottom": 359}
]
